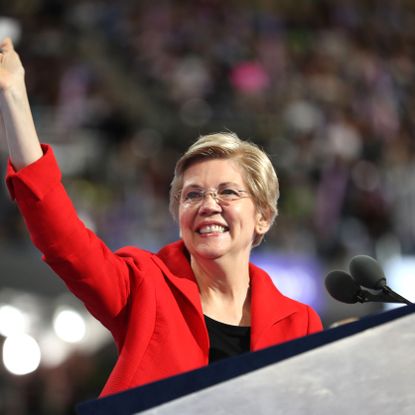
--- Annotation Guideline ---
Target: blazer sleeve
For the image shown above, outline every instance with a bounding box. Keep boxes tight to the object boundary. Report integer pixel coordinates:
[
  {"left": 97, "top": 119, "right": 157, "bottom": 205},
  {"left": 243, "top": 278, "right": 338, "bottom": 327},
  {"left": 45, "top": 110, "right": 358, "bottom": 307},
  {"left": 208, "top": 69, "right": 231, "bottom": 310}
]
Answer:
[{"left": 5, "top": 144, "right": 138, "bottom": 332}]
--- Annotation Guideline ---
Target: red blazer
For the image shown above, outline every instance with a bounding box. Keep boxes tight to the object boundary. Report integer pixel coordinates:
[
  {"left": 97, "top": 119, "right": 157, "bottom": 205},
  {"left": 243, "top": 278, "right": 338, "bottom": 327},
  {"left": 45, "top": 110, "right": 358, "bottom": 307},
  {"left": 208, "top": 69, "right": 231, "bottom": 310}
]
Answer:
[{"left": 6, "top": 145, "right": 323, "bottom": 397}]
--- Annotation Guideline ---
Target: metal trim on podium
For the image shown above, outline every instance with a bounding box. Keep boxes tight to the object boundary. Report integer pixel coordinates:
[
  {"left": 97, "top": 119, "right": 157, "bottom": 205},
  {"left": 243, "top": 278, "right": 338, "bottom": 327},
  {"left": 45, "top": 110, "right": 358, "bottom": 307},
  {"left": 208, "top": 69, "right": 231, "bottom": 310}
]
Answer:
[{"left": 77, "top": 304, "right": 415, "bottom": 415}]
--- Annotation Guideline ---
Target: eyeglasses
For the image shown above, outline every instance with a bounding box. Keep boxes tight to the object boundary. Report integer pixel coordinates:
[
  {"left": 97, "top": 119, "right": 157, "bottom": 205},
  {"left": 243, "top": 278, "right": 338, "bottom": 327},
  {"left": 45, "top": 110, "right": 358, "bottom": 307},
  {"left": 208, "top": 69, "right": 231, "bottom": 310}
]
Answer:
[{"left": 179, "top": 187, "right": 250, "bottom": 206}]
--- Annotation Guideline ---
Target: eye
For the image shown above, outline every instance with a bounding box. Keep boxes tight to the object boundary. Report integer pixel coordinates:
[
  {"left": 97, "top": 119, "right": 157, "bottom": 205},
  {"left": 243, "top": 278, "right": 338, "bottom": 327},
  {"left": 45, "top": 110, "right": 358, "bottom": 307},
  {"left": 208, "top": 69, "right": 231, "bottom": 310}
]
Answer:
[
  {"left": 183, "top": 190, "right": 203, "bottom": 201},
  {"left": 219, "top": 188, "right": 240, "bottom": 199}
]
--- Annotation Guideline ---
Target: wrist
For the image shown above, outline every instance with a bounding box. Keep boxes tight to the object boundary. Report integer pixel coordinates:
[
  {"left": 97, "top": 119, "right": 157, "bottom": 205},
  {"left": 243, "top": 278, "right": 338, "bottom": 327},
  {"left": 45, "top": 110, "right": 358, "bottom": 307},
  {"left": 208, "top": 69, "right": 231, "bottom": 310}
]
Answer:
[{"left": 0, "top": 81, "right": 28, "bottom": 109}]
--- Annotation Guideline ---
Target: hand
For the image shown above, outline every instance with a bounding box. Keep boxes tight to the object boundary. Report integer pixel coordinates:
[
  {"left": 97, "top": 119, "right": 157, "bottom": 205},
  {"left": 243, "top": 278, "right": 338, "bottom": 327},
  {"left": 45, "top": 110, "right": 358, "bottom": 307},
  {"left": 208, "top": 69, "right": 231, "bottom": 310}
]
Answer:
[
  {"left": 0, "top": 37, "right": 42, "bottom": 169},
  {"left": 0, "top": 37, "right": 25, "bottom": 95}
]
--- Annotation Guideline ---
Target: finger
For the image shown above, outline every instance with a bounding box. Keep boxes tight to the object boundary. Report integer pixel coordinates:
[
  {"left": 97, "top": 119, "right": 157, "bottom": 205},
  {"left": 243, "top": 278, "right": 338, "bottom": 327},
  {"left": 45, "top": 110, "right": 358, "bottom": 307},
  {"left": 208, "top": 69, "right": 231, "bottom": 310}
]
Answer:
[{"left": 0, "top": 37, "right": 13, "bottom": 52}]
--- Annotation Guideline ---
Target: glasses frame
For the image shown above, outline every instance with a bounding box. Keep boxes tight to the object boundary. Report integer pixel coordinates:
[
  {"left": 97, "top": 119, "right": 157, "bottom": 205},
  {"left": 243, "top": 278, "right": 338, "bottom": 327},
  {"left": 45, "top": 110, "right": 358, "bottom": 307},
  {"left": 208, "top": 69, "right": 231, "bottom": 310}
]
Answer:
[{"left": 178, "top": 187, "right": 250, "bottom": 207}]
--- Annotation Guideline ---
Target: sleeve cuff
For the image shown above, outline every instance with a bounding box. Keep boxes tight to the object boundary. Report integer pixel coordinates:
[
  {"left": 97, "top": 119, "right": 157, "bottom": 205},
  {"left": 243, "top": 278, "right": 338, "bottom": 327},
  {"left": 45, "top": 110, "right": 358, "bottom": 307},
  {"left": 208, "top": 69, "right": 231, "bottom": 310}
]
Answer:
[{"left": 5, "top": 144, "right": 62, "bottom": 202}]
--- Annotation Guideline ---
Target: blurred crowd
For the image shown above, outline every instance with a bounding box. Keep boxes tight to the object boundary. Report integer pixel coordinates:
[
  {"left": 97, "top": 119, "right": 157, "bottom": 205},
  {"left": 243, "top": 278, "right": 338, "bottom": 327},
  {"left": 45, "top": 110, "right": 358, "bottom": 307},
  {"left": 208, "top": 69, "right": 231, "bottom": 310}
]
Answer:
[
  {"left": 1, "top": 0, "right": 415, "bottom": 413},
  {"left": 2, "top": 0, "right": 415, "bottom": 259}
]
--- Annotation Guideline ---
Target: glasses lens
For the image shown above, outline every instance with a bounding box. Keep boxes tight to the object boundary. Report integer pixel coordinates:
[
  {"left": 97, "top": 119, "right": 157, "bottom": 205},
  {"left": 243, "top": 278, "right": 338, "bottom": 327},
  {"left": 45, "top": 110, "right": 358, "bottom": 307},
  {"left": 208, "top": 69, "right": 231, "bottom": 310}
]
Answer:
[
  {"left": 181, "top": 188, "right": 247, "bottom": 205},
  {"left": 182, "top": 190, "right": 203, "bottom": 203}
]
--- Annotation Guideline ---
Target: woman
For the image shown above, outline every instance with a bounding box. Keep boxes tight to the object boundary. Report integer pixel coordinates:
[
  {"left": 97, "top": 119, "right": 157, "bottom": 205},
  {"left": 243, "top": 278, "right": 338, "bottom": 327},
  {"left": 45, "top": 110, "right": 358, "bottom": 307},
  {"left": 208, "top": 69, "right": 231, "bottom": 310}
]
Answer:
[{"left": 0, "top": 38, "right": 322, "bottom": 397}]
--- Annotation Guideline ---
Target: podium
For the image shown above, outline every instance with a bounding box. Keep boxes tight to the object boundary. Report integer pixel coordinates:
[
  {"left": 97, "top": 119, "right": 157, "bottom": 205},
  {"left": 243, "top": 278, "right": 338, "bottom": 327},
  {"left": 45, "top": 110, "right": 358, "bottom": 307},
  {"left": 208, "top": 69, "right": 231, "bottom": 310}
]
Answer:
[{"left": 77, "top": 304, "right": 415, "bottom": 414}]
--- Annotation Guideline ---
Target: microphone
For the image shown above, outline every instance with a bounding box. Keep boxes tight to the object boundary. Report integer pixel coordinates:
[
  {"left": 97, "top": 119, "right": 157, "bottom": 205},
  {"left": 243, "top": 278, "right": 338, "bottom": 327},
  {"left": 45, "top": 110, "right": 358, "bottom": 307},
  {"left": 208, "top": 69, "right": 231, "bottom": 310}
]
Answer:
[
  {"left": 349, "top": 255, "right": 413, "bottom": 305},
  {"left": 324, "top": 270, "right": 399, "bottom": 304},
  {"left": 349, "top": 255, "right": 386, "bottom": 290}
]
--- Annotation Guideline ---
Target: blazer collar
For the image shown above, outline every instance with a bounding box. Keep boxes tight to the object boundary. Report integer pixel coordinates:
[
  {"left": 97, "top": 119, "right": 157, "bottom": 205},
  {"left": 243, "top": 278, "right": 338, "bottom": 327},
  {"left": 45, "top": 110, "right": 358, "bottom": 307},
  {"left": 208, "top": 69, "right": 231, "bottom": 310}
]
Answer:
[
  {"left": 249, "top": 262, "right": 299, "bottom": 347},
  {"left": 154, "top": 241, "right": 209, "bottom": 352},
  {"left": 155, "top": 241, "right": 299, "bottom": 349},
  {"left": 155, "top": 240, "right": 196, "bottom": 286}
]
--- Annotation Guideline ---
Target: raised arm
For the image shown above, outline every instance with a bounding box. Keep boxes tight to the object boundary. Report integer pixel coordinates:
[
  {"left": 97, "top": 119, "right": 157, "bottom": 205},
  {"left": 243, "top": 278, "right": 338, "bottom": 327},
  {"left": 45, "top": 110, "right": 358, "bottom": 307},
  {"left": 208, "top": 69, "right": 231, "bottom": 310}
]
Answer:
[
  {"left": 0, "top": 37, "right": 43, "bottom": 169},
  {"left": 1, "top": 37, "right": 136, "bottom": 332}
]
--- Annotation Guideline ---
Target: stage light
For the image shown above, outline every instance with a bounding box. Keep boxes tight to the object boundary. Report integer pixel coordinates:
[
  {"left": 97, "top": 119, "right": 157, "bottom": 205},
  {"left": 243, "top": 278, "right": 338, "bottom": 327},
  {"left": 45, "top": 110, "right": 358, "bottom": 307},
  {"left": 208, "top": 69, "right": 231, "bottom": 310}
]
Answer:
[
  {"left": 2, "top": 334, "right": 41, "bottom": 375},
  {"left": 53, "top": 309, "right": 86, "bottom": 343}
]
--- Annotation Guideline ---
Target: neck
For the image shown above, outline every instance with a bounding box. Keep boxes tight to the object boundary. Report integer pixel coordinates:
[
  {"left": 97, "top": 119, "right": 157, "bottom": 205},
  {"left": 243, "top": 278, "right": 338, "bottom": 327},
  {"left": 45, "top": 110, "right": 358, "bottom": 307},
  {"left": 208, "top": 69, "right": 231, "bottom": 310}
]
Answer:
[{"left": 191, "top": 254, "right": 251, "bottom": 325}]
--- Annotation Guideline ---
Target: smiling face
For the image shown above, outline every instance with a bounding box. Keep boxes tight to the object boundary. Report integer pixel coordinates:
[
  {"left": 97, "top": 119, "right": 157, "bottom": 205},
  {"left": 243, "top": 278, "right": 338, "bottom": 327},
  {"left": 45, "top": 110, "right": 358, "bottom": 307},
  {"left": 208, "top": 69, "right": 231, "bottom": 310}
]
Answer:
[{"left": 178, "top": 158, "right": 269, "bottom": 264}]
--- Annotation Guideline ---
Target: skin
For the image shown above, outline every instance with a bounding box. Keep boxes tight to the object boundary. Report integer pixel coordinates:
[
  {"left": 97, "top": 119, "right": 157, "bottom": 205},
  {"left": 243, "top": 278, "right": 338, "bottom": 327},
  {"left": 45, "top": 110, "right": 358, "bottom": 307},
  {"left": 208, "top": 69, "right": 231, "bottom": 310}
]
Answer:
[
  {"left": 179, "top": 158, "right": 270, "bottom": 326},
  {"left": 0, "top": 37, "right": 42, "bottom": 170}
]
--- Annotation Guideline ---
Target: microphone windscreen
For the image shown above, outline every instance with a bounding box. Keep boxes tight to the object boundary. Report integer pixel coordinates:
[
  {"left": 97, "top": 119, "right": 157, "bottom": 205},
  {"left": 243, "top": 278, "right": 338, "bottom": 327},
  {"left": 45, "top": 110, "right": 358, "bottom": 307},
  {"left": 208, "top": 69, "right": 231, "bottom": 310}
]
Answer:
[
  {"left": 349, "top": 255, "right": 386, "bottom": 290},
  {"left": 325, "top": 270, "right": 361, "bottom": 304}
]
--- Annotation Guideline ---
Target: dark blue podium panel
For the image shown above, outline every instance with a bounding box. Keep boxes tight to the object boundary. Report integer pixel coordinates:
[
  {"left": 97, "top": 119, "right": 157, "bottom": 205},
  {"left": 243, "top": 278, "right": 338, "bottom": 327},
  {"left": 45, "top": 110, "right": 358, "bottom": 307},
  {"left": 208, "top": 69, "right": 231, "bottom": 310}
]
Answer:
[{"left": 77, "top": 304, "right": 415, "bottom": 415}]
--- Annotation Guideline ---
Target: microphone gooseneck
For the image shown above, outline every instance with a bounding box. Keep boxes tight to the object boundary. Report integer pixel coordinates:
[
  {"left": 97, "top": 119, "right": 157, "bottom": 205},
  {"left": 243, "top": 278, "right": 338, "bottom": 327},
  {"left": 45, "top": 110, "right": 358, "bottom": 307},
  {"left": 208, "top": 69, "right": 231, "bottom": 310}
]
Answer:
[{"left": 324, "top": 270, "right": 407, "bottom": 305}]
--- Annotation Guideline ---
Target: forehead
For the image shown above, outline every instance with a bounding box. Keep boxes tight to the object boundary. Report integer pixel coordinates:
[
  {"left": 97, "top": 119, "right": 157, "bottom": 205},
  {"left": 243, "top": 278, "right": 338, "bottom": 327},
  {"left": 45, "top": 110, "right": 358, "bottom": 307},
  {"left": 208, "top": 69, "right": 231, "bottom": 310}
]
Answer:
[{"left": 182, "top": 158, "right": 246, "bottom": 187}]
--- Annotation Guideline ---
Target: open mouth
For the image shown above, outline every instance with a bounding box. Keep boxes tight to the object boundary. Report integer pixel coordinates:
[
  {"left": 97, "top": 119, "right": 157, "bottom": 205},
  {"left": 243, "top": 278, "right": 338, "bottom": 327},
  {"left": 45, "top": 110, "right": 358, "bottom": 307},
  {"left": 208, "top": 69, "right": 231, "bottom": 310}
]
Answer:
[{"left": 197, "top": 224, "right": 229, "bottom": 234}]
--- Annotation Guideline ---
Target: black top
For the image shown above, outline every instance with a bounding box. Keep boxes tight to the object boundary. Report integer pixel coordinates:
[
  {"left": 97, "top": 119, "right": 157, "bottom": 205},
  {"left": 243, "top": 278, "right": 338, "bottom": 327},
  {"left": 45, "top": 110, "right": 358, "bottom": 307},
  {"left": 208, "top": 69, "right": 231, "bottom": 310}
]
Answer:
[{"left": 204, "top": 315, "right": 251, "bottom": 363}]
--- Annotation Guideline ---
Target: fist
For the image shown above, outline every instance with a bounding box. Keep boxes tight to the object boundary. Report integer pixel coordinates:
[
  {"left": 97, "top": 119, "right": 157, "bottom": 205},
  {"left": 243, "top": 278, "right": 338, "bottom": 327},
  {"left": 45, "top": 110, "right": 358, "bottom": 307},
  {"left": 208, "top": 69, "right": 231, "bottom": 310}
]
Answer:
[{"left": 0, "top": 37, "right": 25, "bottom": 93}]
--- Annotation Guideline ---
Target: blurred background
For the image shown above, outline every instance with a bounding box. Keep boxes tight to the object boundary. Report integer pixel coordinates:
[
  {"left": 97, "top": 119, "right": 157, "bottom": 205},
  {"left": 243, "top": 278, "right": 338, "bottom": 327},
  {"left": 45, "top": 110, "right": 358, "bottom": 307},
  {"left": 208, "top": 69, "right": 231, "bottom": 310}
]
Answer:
[{"left": 1, "top": 0, "right": 415, "bottom": 413}]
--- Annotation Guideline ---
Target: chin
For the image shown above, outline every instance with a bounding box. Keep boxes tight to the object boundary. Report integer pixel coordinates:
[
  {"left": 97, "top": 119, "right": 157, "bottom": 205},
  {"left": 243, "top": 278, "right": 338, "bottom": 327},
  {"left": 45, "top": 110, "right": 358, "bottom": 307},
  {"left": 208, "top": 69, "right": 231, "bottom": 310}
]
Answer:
[
  {"left": 189, "top": 239, "right": 230, "bottom": 261},
  {"left": 194, "top": 246, "right": 228, "bottom": 260}
]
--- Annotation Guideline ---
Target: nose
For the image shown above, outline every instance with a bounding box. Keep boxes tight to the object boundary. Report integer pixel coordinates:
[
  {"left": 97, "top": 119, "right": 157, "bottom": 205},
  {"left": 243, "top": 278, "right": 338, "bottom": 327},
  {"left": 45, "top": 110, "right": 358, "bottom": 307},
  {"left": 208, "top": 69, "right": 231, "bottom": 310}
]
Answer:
[{"left": 198, "top": 192, "right": 222, "bottom": 214}]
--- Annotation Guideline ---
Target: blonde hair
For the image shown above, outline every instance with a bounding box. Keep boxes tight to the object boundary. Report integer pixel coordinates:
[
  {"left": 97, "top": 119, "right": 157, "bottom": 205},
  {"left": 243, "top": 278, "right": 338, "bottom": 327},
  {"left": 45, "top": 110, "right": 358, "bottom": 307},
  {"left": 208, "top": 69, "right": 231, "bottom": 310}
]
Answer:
[{"left": 169, "top": 132, "right": 279, "bottom": 246}]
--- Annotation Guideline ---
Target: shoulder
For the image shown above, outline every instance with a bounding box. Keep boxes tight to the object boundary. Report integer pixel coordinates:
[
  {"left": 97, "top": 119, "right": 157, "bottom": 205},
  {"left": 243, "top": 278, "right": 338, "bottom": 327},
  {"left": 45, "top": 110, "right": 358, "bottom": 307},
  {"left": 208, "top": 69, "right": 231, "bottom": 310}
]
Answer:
[
  {"left": 115, "top": 245, "right": 154, "bottom": 266},
  {"left": 115, "top": 240, "right": 192, "bottom": 278}
]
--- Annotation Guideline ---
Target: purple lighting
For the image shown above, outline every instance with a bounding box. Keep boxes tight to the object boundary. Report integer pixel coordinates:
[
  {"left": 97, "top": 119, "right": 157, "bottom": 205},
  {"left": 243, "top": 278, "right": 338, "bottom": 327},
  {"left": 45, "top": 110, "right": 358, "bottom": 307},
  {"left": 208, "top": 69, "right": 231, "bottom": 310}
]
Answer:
[{"left": 251, "top": 251, "right": 324, "bottom": 311}]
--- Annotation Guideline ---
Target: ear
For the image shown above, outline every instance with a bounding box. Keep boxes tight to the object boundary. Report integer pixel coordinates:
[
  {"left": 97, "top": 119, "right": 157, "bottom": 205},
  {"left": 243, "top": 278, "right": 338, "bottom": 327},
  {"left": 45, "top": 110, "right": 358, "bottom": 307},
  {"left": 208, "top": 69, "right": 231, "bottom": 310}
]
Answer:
[{"left": 255, "top": 211, "right": 271, "bottom": 235}]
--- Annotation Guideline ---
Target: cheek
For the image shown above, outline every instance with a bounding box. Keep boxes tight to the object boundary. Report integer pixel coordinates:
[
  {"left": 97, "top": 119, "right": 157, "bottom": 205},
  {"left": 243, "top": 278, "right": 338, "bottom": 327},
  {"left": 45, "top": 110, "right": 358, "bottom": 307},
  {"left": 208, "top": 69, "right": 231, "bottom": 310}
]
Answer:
[
  {"left": 178, "top": 207, "right": 193, "bottom": 232},
  {"left": 232, "top": 204, "right": 257, "bottom": 224}
]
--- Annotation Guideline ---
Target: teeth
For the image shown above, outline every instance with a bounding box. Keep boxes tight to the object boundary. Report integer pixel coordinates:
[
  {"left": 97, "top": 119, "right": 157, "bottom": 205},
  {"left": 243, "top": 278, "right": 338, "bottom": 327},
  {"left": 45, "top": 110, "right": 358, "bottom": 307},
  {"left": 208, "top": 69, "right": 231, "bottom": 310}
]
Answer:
[{"left": 199, "top": 225, "right": 226, "bottom": 234}]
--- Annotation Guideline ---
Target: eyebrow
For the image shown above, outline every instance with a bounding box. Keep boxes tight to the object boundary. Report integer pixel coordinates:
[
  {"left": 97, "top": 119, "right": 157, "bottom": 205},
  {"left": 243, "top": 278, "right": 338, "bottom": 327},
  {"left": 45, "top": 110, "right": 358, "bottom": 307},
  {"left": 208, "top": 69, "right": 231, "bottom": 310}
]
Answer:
[{"left": 182, "top": 182, "right": 244, "bottom": 190}]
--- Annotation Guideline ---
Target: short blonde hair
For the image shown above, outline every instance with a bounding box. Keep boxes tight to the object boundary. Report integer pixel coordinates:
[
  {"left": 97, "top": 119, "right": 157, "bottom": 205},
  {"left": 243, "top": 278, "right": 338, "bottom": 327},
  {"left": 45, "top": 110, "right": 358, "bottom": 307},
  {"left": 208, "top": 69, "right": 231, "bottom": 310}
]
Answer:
[{"left": 169, "top": 132, "right": 279, "bottom": 246}]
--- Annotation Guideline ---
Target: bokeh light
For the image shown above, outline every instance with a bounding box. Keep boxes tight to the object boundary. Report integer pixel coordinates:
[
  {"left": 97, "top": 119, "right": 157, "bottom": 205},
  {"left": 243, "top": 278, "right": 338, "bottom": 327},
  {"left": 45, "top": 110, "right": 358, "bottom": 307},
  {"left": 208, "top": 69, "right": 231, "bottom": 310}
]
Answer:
[
  {"left": 2, "top": 334, "right": 41, "bottom": 375},
  {"left": 0, "top": 304, "right": 28, "bottom": 337},
  {"left": 53, "top": 309, "right": 86, "bottom": 343}
]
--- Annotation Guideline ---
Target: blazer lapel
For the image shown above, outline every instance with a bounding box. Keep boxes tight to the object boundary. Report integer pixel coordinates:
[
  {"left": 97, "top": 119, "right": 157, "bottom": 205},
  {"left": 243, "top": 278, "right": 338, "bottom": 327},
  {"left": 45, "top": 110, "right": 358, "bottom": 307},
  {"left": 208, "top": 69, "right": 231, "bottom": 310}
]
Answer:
[
  {"left": 249, "top": 262, "right": 299, "bottom": 350},
  {"left": 154, "top": 241, "right": 300, "bottom": 354},
  {"left": 154, "top": 241, "right": 209, "bottom": 353}
]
